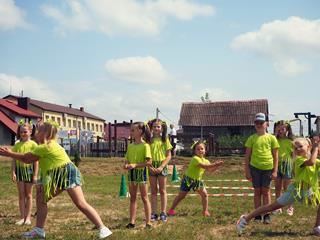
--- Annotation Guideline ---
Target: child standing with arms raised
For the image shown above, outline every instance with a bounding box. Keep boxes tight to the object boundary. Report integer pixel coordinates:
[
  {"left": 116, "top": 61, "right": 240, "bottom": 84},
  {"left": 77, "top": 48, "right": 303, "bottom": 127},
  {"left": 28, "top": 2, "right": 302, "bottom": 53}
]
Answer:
[
  {"left": 124, "top": 122, "right": 152, "bottom": 228},
  {"left": 273, "top": 120, "right": 294, "bottom": 215},
  {"left": 148, "top": 119, "right": 172, "bottom": 222},
  {"left": 0, "top": 121, "right": 112, "bottom": 239},
  {"left": 167, "top": 141, "right": 223, "bottom": 217},
  {"left": 244, "top": 113, "right": 279, "bottom": 224},
  {"left": 237, "top": 137, "right": 320, "bottom": 236},
  {"left": 11, "top": 122, "right": 38, "bottom": 226}
]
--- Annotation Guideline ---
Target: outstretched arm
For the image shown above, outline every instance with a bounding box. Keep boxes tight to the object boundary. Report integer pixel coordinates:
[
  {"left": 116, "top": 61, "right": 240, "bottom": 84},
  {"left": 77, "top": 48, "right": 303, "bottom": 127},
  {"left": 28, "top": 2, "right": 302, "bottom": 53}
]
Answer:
[
  {"left": 0, "top": 147, "right": 39, "bottom": 163},
  {"left": 198, "top": 160, "right": 223, "bottom": 172}
]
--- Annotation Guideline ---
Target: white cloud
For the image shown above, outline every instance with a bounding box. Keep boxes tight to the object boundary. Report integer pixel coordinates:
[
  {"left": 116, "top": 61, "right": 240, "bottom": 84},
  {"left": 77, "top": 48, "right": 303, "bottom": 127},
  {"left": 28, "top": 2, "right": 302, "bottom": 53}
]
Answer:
[
  {"left": 231, "top": 16, "right": 320, "bottom": 77},
  {"left": 105, "top": 56, "right": 171, "bottom": 84},
  {"left": 0, "top": 73, "right": 60, "bottom": 103},
  {"left": 0, "top": 0, "right": 30, "bottom": 30},
  {"left": 41, "top": 0, "right": 215, "bottom": 36}
]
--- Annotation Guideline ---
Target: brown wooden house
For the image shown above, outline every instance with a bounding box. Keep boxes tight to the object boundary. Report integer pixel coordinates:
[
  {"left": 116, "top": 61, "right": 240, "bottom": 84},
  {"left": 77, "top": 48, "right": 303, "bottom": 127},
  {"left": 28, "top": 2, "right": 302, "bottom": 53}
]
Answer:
[{"left": 178, "top": 99, "right": 269, "bottom": 148}]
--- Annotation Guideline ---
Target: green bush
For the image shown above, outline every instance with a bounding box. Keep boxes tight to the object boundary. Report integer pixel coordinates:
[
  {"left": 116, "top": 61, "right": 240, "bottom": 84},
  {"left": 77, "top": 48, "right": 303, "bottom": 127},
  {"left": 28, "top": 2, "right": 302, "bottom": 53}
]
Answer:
[{"left": 217, "top": 135, "right": 248, "bottom": 148}]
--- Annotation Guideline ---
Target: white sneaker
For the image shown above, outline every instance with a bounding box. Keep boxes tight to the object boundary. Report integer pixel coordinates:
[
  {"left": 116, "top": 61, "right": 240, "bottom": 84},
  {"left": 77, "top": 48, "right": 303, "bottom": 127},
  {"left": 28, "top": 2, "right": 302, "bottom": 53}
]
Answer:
[
  {"left": 23, "top": 227, "right": 45, "bottom": 239},
  {"left": 287, "top": 206, "right": 294, "bottom": 216},
  {"left": 15, "top": 219, "right": 25, "bottom": 226},
  {"left": 98, "top": 226, "right": 112, "bottom": 239},
  {"left": 314, "top": 226, "right": 320, "bottom": 236},
  {"left": 236, "top": 215, "right": 247, "bottom": 235}
]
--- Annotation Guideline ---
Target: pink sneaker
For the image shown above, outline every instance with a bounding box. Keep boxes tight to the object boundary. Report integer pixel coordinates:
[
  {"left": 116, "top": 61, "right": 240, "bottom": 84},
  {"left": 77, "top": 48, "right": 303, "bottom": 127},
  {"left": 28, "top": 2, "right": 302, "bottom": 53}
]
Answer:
[
  {"left": 287, "top": 206, "right": 294, "bottom": 216},
  {"left": 167, "top": 209, "right": 176, "bottom": 216},
  {"left": 23, "top": 227, "right": 45, "bottom": 239}
]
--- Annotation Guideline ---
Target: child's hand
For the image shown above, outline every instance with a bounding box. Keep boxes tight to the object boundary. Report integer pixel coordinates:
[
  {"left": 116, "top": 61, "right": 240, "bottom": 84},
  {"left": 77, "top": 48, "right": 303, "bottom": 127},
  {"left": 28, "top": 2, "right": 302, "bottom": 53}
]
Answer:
[
  {"left": 11, "top": 172, "right": 16, "bottom": 182},
  {"left": 126, "top": 164, "right": 136, "bottom": 170},
  {"left": 32, "top": 176, "right": 37, "bottom": 184},
  {"left": 245, "top": 172, "right": 252, "bottom": 181},
  {"left": 0, "top": 147, "right": 11, "bottom": 156},
  {"left": 271, "top": 171, "right": 277, "bottom": 180}
]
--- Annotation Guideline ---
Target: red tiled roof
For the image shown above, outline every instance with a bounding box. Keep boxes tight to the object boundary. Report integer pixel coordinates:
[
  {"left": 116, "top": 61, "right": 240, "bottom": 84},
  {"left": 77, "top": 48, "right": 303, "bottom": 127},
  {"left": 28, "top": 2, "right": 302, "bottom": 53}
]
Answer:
[
  {"left": 179, "top": 99, "right": 269, "bottom": 126},
  {"left": 0, "top": 99, "right": 41, "bottom": 118},
  {"left": 0, "top": 110, "right": 18, "bottom": 133},
  {"left": 4, "top": 95, "right": 104, "bottom": 121}
]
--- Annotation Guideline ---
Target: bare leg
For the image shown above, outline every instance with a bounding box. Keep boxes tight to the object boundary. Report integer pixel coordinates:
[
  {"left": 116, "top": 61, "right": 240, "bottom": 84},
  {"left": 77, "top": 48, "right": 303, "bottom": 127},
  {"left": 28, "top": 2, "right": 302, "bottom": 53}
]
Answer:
[
  {"left": 262, "top": 187, "right": 271, "bottom": 205},
  {"left": 197, "top": 188, "right": 209, "bottom": 216},
  {"left": 170, "top": 191, "right": 188, "bottom": 210},
  {"left": 275, "top": 178, "right": 282, "bottom": 199},
  {"left": 158, "top": 176, "right": 167, "bottom": 213},
  {"left": 24, "top": 183, "right": 33, "bottom": 221},
  {"left": 35, "top": 185, "right": 48, "bottom": 228},
  {"left": 67, "top": 186, "right": 104, "bottom": 228},
  {"left": 139, "top": 184, "right": 151, "bottom": 225},
  {"left": 17, "top": 181, "right": 25, "bottom": 220},
  {"left": 253, "top": 188, "right": 262, "bottom": 209},
  {"left": 149, "top": 176, "right": 158, "bottom": 214},
  {"left": 128, "top": 183, "right": 138, "bottom": 224},
  {"left": 283, "top": 179, "right": 293, "bottom": 210}
]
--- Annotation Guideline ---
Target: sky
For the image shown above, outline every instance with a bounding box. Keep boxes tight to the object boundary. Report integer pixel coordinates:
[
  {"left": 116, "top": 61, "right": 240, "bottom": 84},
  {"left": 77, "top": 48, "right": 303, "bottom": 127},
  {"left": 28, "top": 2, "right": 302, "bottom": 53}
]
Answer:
[{"left": 0, "top": 0, "right": 319, "bottom": 135}]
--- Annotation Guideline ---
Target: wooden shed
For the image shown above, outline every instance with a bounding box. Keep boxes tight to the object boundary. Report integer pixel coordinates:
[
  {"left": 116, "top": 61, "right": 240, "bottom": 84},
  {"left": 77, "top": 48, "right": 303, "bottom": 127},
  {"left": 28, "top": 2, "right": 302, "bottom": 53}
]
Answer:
[{"left": 178, "top": 99, "right": 269, "bottom": 148}]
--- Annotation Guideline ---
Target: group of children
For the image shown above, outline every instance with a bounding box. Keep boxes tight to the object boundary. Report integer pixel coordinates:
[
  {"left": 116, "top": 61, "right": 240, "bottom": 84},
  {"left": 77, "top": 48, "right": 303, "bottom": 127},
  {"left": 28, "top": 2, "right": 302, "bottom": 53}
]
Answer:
[
  {"left": 237, "top": 112, "right": 320, "bottom": 237},
  {"left": 1, "top": 112, "right": 320, "bottom": 238}
]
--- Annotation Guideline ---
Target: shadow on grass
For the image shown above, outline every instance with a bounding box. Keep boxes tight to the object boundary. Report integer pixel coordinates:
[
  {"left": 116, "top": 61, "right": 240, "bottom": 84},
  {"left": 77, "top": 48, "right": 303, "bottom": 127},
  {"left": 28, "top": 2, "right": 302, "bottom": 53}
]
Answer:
[{"left": 251, "top": 230, "right": 313, "bottom": 238}]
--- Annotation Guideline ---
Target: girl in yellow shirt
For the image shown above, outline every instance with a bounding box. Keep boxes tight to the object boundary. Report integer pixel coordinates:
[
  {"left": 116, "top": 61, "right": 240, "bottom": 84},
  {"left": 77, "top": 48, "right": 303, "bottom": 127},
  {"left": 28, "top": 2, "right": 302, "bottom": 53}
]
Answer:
[
  {"left": 0, "top": 121, "right": 112, "bottom": 239},
  {"left": 11, "top": 122, "right": 38, "bottom": 226},
  {"left": 167, "top": 141, "right": 223, "bottom": 217},
  {"left": 124, "top": 122, "right": 152, "bottom": 229}
]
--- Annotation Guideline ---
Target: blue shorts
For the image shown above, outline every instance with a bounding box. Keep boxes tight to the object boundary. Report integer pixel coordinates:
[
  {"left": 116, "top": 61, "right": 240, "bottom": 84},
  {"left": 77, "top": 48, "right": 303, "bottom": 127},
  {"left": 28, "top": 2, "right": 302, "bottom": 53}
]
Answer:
[
  {"left": 250, "top": 165, "right": 272, "bottom": 188},
  {"left": 276, "top": 183, "right": 312, "bottom": 206},
  {"left": 128, "top": 168, "right": 148, "bottom": 184}
]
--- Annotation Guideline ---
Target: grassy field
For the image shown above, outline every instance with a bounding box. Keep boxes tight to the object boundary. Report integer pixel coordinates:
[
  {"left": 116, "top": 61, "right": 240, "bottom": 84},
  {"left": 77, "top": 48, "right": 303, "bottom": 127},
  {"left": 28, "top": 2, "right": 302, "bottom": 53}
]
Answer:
[{"left": 0, "top": 156, "right": 319, "bottom": 239}]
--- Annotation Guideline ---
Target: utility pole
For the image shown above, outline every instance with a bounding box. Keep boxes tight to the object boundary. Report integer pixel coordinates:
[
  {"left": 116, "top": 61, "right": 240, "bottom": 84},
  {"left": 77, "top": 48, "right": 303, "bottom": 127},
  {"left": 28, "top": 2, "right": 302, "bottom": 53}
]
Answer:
[{"left": 156, "top": 107, "right": 160, "bottom": 120}]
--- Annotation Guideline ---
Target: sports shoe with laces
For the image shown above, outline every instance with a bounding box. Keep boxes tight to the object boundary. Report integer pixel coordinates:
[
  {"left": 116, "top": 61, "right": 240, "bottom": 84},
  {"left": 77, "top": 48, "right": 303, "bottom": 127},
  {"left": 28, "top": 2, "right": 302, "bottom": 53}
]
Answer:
[
  {"left": 263, "top": 214, "right": 271, "bottom": 224},
  {"left": 160, "top": 212, "right": 167, "bottom": 222},
  {"left": 236, "top": 215, "right": 247, "bottom": 235},
  {"left": 23, "top": 227, "right": 45, "bottom": 239},
  {"left": 313, "top": 226, "right": 320, "bottom": 236},
  {"left": 98, "top": 226, "right": 112, "bottom": 239},
  {"left": 167, "top": 209, "right": 176, "bottom": 216},
  {"left": 151, "top": 213, "right": 158, "bottom": 221},
  {"left": 24, "top": 219, "right": 32, "bottom": 225},
  {"left": 287, "top": 206, "right": 294, "bottom": 216}
]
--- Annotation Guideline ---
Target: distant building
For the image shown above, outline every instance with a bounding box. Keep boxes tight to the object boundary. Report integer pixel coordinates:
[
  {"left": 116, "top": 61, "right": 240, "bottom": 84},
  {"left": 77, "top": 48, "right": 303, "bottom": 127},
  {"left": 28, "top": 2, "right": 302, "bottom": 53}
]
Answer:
[
  {"left": 0, "top": 99, "right": 41, "bottom": 145},
  {"left": 4, "top": 95, "right": 105, "bottom": 142},
  {"left": 178, "top": 99, "right": 269, "bottom": 148}
]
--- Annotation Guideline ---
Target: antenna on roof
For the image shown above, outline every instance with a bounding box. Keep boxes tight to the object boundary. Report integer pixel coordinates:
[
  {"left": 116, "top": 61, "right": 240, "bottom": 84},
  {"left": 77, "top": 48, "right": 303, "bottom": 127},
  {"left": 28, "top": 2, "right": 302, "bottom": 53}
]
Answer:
[{"left": 20, "top": 90, "right": 24, "bottom": 97}]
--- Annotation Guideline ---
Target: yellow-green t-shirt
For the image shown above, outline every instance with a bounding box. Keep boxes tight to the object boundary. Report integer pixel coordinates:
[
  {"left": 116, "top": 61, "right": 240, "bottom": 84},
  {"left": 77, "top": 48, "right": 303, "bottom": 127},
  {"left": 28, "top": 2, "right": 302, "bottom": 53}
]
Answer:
[
  {"left": 185, "top": 156, "right": 210, "bottom": 180},
  {"left": 125, "top": 143, "right": 151, "bottom": 169},
  {"left": 294, "top": 156, "right": 320, "bottom": 187},
  {"left": 150, "top": 137, "right": 172, "bottom": 162},
  {"left": 32, "top": 140, "right": 71, "bottom": 174},
  {"left": 245, "top": 133, "right": 279, "bottom": 170},
  {"left": 278, "top": 138, "right": 293, "bottom": 161},
  {"left": 12, "top": 140, "right": 38, "bottom": 168}
]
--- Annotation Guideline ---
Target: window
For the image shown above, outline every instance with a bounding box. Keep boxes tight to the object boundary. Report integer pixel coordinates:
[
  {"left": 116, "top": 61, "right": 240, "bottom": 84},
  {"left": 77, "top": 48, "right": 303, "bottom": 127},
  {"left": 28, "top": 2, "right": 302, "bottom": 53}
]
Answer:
[
  {"left": 100, "top": 125, "right": 103, "bottom": 132},
  {"left": 78, "top": 121, "right": 81, "bottom": 129},
  {"left": 68, "top": 119, "right": 71, "bottom": 127},
  {"left": 73, "top": 120, "right": 76, "bottom": 128},
  {"left": 57, "top": 117, "right": 61, "bottom": 126},
  {"left": 51, "top": 116, "right": 55, "bottom": 121},
  {"left": 87, "top": 123, "right": 90, "bottom": 130}
]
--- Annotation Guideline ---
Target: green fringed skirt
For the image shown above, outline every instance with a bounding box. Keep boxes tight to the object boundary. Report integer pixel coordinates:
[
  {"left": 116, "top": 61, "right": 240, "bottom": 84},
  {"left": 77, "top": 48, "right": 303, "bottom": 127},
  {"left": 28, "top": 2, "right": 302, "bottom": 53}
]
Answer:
[
  {"left": 180, "top": 175, "right": 205, "bottom": 192},
  {"left": 40, "top": 162, "right": 83, "bottom": 202},
  {"left": 128, "top": 167, "right": 148, "bottom": 184},
  {"left": 149, "top": 161, "right": 168, "bottom": 177},
  {"left": 15, "top": 165, "right": 34, "bottom": 183}
]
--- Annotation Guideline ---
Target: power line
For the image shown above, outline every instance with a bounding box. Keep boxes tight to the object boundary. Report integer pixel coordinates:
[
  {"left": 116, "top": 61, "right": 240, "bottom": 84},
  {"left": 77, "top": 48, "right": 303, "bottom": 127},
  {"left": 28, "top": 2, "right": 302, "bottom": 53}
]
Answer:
[{"left": 157, "top": 108, "right": 178, "bottom": 126}]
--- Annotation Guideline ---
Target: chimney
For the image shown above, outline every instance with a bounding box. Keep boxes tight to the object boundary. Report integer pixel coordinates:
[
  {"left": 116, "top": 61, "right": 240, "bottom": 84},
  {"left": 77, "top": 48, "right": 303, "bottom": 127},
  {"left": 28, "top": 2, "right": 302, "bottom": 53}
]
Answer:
[
  {"left": 17, "top": 97, "right": 30, "bottom": 110},
  {"left": 68, "top": 104, "right": 72, "bottom": 108},
  {"left": 80, "top": 107, "right": 84, "bottom": 112}
]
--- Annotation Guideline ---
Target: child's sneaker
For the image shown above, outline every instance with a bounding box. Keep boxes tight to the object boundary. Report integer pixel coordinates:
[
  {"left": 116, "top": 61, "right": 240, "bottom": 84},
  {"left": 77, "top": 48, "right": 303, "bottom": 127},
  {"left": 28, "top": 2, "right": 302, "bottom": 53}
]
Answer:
[
  {"left": 15, "top": 219, "right": 25, "bottom": 226},
  {"left": 98, "top": 226, "right": 112, "bottom": 239},
  {"left": 23, "top": 227, "right": 45, "bottom": 239},
  {"left": 159, "top": 212, "right": 167, "bottom": 222},
  {"left": 287, "top": 206, "right": 294, "bottom": 216},
  {"left": 151, "top": 213, "right": 158, "bottom": 221},
  {"left": 313, "top": 226, "right": 320, "bottom": 236},
  {"left": 126, "top": 223, "right": 135, "bottom": 229},
  {"left": 236, "top": 215, "right": 247, "bottom": 235},
  {"left": 263, "top": 214, "right": 271, "bottom": 224},
  {"left": 167, "top": 209, "right": 176, "bottom": 216},
  {"left": 253, "top": 215, "right": 262, "bottom": 222}
]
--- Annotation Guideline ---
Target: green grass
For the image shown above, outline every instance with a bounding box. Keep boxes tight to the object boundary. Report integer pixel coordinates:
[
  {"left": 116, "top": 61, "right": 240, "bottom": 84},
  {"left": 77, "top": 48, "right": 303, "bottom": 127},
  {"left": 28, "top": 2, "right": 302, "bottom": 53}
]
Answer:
[{"left": 0, "top": 156, "right": 319, "bottom": 239}]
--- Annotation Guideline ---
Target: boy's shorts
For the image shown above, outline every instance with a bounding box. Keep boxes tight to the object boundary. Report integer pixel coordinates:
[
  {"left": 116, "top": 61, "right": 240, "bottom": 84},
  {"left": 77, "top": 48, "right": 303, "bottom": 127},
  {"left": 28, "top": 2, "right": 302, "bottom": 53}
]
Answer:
[
  {"left": 276, "top": 183, "right": 312, "bottom": 206},
  {"left": 249, "top": 165, "right": 272, "bottom": 188}
]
